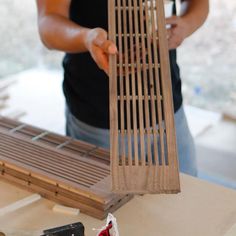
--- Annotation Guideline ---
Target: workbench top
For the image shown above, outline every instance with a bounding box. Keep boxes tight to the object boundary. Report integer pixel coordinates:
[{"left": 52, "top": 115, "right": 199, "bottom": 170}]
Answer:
[{"left": 0, "top": 174, "right": 236, "bottom": 236}]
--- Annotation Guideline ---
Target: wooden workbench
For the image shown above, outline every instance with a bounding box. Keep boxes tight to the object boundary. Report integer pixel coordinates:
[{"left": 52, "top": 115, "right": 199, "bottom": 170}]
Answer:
[{"left": 0, "top": 174, "right": 236, "bottom": 236}]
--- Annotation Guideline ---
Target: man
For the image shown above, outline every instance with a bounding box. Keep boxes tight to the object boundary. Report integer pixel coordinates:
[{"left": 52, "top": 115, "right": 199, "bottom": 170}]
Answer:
[{"left": 36, "top": 0, "right": 209, "bottom": 176}]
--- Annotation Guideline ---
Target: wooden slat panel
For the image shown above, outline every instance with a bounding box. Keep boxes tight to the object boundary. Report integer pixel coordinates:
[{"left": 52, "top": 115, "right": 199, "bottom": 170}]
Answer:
[
  {"left": 109, "top": 0, "right": 180, "bottom": 193},
  {"left": 0, "top": 117, "right": 133, "bottom": 219},
  {"left": 0, "top": 116, "right": 110, "bottom": 164}
]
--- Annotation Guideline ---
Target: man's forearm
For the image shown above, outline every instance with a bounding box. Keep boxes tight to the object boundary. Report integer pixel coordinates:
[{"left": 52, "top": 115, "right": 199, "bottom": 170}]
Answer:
[
  {"left": 38, "top": 14, "right": 90, "bottom": 53},
  {"left": 181, "top": 0, "right": 209, "bottom": 37},
  {"left": 36, "top": 0, "right": 116, "bottom": 74}
]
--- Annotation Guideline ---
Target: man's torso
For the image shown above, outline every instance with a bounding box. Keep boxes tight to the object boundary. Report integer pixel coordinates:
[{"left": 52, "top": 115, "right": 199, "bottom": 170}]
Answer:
[{"left": 63, "top": 0, "right": 182, "bottom": 129}]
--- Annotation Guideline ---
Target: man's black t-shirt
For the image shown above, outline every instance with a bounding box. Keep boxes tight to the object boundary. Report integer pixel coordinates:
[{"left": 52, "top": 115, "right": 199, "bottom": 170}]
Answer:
[{"left": 63, "top": 0, "right": 183, "bottom": 129}]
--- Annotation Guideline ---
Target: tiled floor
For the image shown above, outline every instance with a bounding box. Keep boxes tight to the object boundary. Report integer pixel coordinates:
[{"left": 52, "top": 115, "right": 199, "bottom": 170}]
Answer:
[{"left": 1, "top": 68, "right": 236, "bottom": 189}]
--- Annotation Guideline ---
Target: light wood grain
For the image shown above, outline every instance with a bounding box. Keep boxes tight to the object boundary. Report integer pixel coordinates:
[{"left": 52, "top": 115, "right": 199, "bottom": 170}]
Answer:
[
  {"left": 0, "top": 194, "right": 41, "bottom": 217},
  {"left": 109, "top": 0, "right": 180, "bottom": 193}
]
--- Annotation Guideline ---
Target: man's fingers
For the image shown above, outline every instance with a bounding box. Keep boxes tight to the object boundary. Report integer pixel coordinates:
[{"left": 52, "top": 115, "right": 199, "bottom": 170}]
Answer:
[
  {"left": 165, "top": 16, "right": 179, "bottom": 26},
  {"left": 96, "top": 54, "right": 108, "bottom": 71},
  {"left": 92, "top": 47, "right": 109, "bottom": 74},
  {"left": 87, "top": 28, "right": 117, "bottom": 75},
  {"left": 94, "top": 36, "right": 117, "bottom": 54},
  {"left": 166, "top": 28, "right": 172, "bottom": 39},
  {"left": 168, "top": 37, "right": 182, "bottom": 50}
]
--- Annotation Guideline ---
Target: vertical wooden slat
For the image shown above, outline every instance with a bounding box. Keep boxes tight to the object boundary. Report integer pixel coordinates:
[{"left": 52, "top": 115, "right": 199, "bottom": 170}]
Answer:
[
  {"left": 117, "top": 0, "right": 126, "bottom": 165},
  {"left": 133, "top": 0, "right": 146, "bottom": 166},
  {"left": 150, "top": 0, "right": 166, "bottom": 166},
  {"left": 122, "top": 0, "right": 132, "bottom": 166},
  {"left": 139, "top": 0, "right": 152, "bottom": 165},
  {"left": 155, "top": 0, "right": 178, "bottom": 167},
  {"left": 108, "top": 0, "right": 119, "bottom": 189},
  {"left": 144, "top": 0, "right": 159, "bottom": 164},
  {"left": 128, "top": 0, "right": 139, "bottom": 165}
]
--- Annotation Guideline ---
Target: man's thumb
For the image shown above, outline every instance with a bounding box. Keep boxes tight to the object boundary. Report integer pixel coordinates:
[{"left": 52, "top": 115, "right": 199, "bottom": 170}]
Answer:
[{"left": 100, "top": 40, "right": 117, "bottom": 54}]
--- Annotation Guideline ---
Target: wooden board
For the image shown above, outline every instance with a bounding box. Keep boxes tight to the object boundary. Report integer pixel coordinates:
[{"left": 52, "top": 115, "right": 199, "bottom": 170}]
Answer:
[
  {"left": 108, "top": 0, "right": 180, "bottom": 193},
  {"left": 0, "top": 117, "right": 132, "bottom": 219},
  {"left": 1, "top": 175, "right": 236, "bottom": 236}
]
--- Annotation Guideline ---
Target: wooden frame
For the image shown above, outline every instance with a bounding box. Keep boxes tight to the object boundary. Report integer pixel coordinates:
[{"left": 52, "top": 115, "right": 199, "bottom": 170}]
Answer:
[
  {"left": 0, "top": 117, "right": 132, "bottom": 219},
  {"left": 109, "top": 0, "right": 180, "bottom": 193}
]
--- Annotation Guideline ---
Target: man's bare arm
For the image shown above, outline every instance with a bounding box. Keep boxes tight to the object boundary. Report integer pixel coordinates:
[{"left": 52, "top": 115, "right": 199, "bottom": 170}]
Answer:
[
  {"left": 181, "top": 0, "right": 209, "bottom": 36},
  {"left": 36, "top": 0, "right": 89, "bottom": 52},
  {"left": 36, "top": 0, "right": 117, "bottom": 74},
  {"left": 166, "top": 0, "right": 209, "bottom": 49}
]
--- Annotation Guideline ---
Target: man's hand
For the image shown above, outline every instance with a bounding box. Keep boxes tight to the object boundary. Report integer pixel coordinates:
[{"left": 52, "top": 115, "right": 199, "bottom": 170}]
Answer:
[
  {"left": 166, "top": 16, "right": 190, "bottom": 50},
  {"left": 85, "top": 28, "right": 117, "bottom": 75}
]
